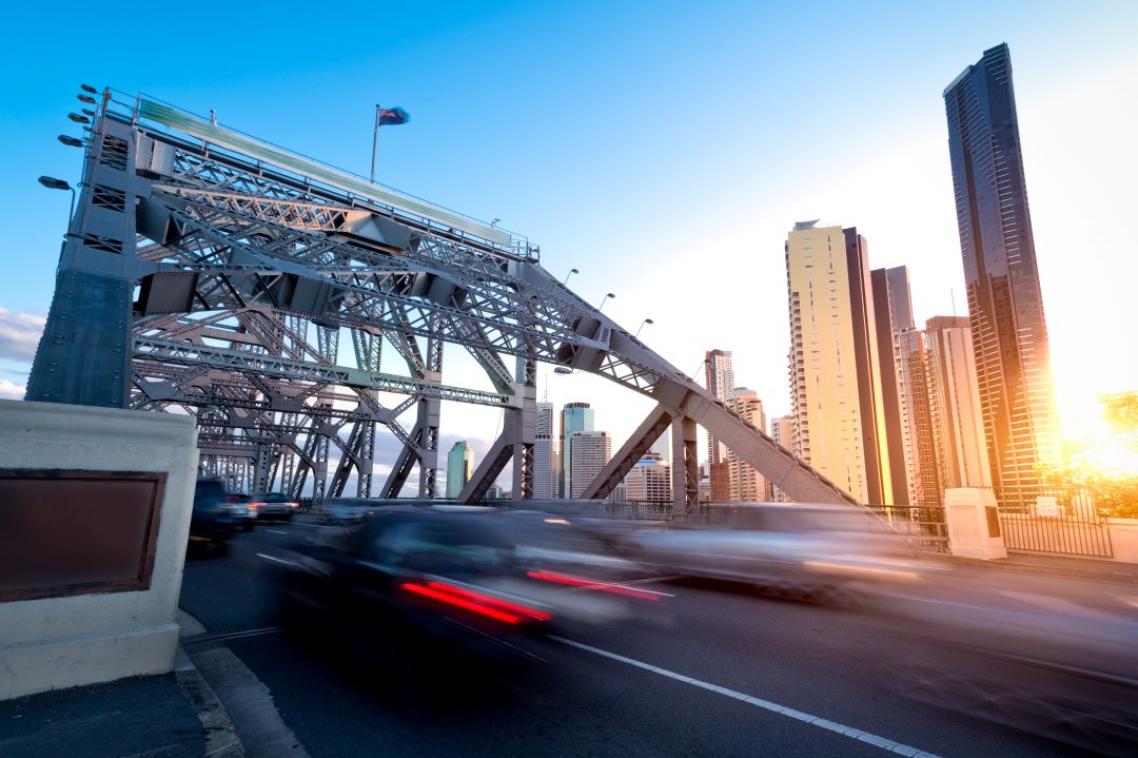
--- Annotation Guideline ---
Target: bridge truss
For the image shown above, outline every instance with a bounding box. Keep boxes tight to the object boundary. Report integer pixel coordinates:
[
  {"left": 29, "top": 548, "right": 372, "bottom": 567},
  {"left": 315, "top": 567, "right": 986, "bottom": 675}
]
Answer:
[{"left": 27, "top": 89, "right": 859, "bottom": 510}]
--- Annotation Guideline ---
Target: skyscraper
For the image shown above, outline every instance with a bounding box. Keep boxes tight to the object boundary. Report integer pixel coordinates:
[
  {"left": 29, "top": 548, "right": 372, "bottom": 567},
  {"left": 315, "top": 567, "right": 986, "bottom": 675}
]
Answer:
[
  {"left": 534, "top": 402, "right": 556, "bottom": 498},
  {"left": 726, "top": 388, "right": 770, "bottom": 501},
  {"left": 769, "top": 415, "right": 793, "bottom": 502},
  {"left": 871, "top": 266, "right": 915, "bottom": 503},
  {"left": 786, "top": 221, "right": 892, "bottom": 505},
  {"left": 559, "top": 402, "right": 594, "bottom": 498},
  {"left": 625, "top": 451, "right": 672, "bottom": 503},
  {"left": 944, "top": 43, "right": 1058, "bottom": 508},
  {"left": 445, "top": 441, "right": 474, "bottom": 499},
  {"left": 894, "top": 329, "right": 941, "bottom": 506},
  {"left": 704, "top": 349, "right": 734, "bottom": 502},
  {"left": 569, "top": 430, "right": 611, "bottom": 499},
  {"left": 925, "top": 316, "right": 992, "bottom": 491}
]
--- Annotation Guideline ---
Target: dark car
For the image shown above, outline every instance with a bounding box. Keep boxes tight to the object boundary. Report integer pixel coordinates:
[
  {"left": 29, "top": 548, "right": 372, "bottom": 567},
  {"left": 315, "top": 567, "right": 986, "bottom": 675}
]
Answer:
[
  {"left": 250, "top": 492, "right": 300, "bottom": 521},
  {"left": 268, "top": 506, "right": 659, "bottom": 649},
  {"left": 190, "top": 478, "right": 240, "bottom": 548}
]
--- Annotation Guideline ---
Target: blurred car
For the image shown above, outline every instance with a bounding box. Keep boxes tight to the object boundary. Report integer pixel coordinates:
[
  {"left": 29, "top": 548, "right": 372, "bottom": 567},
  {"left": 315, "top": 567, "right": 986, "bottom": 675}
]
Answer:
[
  {"left": 321, "top": 496, "right": 383, "bottom": 525},
  {"left": 250, "top": 492, "right": 299, "bottom": 521},
  {"left": 268, "top": 506, "right": 661, "bottom": 650},
  {"left": 190, "top": 478, "right": 240, "bottom": 547},
  {"left": 225, "top": 492, "right": 257, "bottom": 531},
  {"left": 624, "top": 503, "right": 922, "bottom": 602}
]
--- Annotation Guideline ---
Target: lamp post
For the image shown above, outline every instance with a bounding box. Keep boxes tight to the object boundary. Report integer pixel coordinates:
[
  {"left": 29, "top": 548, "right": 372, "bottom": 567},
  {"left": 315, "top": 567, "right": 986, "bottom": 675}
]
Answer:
[
  {"left": 38, "top": 176, "right": 76, "bottom": 227},
  {"left": 635, "top": 318, "right": 654, "bottom": 338},
  {"left": 598, "top": 292, "right": 615, "bottom": 312},
  {"left": 562, "top": 267, "right": 579, "bottom": 285}
]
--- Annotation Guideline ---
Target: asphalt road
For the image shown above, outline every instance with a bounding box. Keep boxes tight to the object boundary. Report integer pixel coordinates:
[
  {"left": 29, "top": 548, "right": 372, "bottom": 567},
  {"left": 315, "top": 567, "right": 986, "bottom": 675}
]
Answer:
[{"left": 178, "top": 518, "right": 1117, "bottom": 757}]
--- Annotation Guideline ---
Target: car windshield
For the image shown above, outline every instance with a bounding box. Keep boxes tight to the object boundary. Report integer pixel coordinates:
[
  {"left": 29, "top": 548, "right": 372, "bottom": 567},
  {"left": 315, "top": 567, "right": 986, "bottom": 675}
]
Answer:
[
  {"left": 254, "top": 493, "right": 290, "bottom": 502},
  {"left": 194, "top": 480, "right": 226, "bottom": 506}
]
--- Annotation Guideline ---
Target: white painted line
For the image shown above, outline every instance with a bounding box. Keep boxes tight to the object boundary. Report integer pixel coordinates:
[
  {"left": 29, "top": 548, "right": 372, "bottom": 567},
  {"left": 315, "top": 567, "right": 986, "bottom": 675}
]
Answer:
[
  {"left": 552, "top": 636, "right": 939, "bottom": 758},
  {"left": 256, "top": 552, "right": 296, "bottom": 567},
  {"left": 265, "top": 528, "right": 288, "bottom": 535}
]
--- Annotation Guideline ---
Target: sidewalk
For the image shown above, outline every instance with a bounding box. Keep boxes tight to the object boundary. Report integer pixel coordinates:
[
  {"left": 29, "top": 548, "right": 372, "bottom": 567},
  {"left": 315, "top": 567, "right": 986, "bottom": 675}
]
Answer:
[
  {"left": 938, "top": 551, "right": 1138, "bottom": 585},
  {"left": 0, "top": 614, "right": 243, "bottom": 758}
]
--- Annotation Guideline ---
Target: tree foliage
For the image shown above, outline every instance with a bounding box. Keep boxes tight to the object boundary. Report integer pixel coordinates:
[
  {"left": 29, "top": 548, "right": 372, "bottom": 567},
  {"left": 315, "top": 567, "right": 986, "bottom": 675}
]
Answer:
[{"left": 1039, "top": 391, "right": 1138, "bottom": 519}]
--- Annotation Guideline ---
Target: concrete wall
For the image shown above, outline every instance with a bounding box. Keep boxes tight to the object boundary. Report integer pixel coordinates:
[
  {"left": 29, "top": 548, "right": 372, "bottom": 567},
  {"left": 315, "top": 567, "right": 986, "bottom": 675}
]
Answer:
[
  {"left": 1107, "top": 518, "right": 1138, "bottom": 564},
  {"left": 0, "top": 400, "right": 198, "bottom": 699}
]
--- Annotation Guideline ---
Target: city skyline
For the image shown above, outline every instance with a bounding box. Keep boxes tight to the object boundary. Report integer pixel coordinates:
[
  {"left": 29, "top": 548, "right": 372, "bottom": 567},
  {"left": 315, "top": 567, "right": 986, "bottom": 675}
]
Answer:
[{"left": 0, "top": 4, "right": 1135, "bottom": 490}]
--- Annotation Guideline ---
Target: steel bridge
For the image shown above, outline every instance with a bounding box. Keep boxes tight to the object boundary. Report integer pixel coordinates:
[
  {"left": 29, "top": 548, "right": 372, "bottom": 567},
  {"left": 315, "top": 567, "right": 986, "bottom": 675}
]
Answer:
[{"left": 26, "top": 88, "right": 859, "bottom": 511}]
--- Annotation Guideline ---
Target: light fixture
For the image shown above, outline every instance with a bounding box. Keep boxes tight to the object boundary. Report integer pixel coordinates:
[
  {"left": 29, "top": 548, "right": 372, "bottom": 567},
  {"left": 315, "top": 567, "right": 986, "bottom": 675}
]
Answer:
[
  {"left": 67, "top": 113, "right": 90, "bottom": 124},
  {"left": 77, "top": 94, "right": 96, "bottom": 104},
  {"left": 598, "top": 292, "right": 615, "bottom": 312},
  {"left": 57, "top": 135, "right": 83, "bottom": 147},
  {"left": 562, "top": 267, "right": 579, "bottom": 285},
  {"left": 80, "top": 84, "right": 98, "bottom": 94}
]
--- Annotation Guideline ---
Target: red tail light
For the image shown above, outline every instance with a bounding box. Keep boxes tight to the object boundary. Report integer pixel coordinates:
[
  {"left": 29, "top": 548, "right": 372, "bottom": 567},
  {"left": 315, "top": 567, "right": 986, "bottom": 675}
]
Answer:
[
  {"left": 526, "top": 570, "right": 663, "bottom": 601},
  {"left": 401, "top": 580, "right": 552, "bottom": 624},
  {"left": 248, "top": 502, "right": 263, "bottom": 510}
]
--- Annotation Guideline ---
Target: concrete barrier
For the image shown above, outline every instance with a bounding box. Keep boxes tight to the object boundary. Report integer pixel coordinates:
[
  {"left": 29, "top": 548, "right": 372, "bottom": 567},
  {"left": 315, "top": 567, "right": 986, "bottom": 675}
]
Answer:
[
  {"left": 1107, "top": 518, "right": 1138, "bottom": 564},
  {"left": 943, "top": 487, "right": 1007, "bottom": 560},
  {"left": 0, "top": 400, "right": 198, "bottom": 700}
]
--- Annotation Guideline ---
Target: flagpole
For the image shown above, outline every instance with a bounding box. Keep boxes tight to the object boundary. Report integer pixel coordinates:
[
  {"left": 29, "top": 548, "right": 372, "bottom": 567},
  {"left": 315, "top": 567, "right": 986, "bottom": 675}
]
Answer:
[{"left": 370, "top": 104, "right": 380, "bottom": 183}]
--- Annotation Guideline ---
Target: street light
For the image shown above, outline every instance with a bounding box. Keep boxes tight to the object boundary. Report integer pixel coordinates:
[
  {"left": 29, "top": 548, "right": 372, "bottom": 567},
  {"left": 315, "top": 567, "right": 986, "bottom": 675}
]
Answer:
[
  {"left": 80, "top": 84, "right": 97, "bottom": 94},
  {"left": 77, "top": 94, "right": 96, "bottom": 105},
  {"left": 58, "top": 135, "right": 83, "bottom": 147},
  {"left": 562, "top": 267, "right": 579, "bottom": 285},
  {"left": 553, "top": 366, "right": 573, "bottom": 375},
  {"left": 38, "top": 176, "right": 76, "bottom": 226},
  {"left": 598, "top": 292, "right": 615, "bottom": 312},
  {"left": 635, "top": 318, "right": 655, "bottom": 338},
  {"left": 67, "top": 113, "right": 89, "bottom": 124}
]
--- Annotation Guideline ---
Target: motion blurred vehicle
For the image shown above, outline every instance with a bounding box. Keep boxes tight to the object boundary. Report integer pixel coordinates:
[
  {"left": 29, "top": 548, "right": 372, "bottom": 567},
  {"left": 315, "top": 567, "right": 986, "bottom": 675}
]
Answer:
[
  {"left": 250, "top": 492, "right": 299, "bottom": 521},
  {"left": 321, "top": 496, "right": 383, "bottom": 525},
  {"left": 225, "top": 493, "right": 257, "bottom": 531},
  {"left": 268, "top": 506, "right": 662, "bottom": 650},
  {"left": 624, "top": 503, "right": 921, "bottom": 602},
  {"left": 190, "top": 478, "right": 240, "bottom": 548}
]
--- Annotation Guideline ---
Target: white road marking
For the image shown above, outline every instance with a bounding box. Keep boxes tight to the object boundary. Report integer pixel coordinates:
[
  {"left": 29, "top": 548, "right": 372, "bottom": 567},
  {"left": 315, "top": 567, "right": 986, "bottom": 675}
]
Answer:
[
  {"left": 265, "top": 528, "right": 288, "bottom": 535},
  {"left": 256, "top": 552, "right": 296, "bottom": 567},
  {"left": 552, "top": 636, "right": 939, "bottom": 758}
]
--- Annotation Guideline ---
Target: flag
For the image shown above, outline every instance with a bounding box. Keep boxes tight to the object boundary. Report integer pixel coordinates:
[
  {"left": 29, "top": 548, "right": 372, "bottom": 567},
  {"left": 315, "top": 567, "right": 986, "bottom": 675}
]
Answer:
[{"left": 376, "top": 106, "right": 410, "bottom": 126}]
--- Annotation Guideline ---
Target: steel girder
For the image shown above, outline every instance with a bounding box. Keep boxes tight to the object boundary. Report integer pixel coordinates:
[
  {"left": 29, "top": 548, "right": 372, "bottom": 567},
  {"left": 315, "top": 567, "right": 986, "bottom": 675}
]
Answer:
[{"left": 27, "top": 91, "right": 861, "bottom": 508}]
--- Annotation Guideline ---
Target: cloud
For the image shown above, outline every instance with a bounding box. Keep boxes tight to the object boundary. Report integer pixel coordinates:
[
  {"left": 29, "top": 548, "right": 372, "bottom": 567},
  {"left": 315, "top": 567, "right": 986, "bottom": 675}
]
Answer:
[
  {"left": 0, "top": 378, "right": 25, "bottom": 400},
  {"left": 0, "top": 308, "right": 45, "bottom": 361}
]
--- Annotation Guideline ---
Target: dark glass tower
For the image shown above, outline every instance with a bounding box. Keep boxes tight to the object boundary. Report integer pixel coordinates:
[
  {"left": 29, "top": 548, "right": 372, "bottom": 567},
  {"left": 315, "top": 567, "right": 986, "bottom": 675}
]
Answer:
[{"left": 943, "top": 43, "right": 1058, "bottom": 509}]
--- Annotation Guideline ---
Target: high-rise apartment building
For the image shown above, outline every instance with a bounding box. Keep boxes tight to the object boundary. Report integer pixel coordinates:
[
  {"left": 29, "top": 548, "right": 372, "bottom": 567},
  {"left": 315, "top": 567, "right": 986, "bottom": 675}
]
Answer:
[
  {"left": 894, "top": 329, "right": 941, "bottom": 506},
  {"left": 726, "top": 388, "right": 770, "bottom": 502},
  {"left": 625, "top": 451, "right": 672, "bottom": 503},
  {"left": 925, "top": 316, "right": 992, "bottom": 491},
  {"left": 569, "top": 430, "right": 611, "bottom": 499},
  {"left": 769, "top": 415, "right": 793, "bottom": 501},
  {"left": 559, "top": 402, "right": 594, "bottom": 498},
  {"left": 534, "top": 435, "right": 555, "bottom": 499},
  {"left": 944, "top": 43, "right": 1058, "bottom": 508},
  {"left": 871, "top": 266, "right": 915, "bottom": 503},
  {"left": 533, "top": 402, "right": 556, "bottom": 499},
  {"left": 786, "top": 221, "right": 892, "bottom": 505},
  {"left": 445, "top": 441, "right": 474, "bottom": 499},
  {"left": 704, "top": 349, "right": 734, "bottom": 502}
]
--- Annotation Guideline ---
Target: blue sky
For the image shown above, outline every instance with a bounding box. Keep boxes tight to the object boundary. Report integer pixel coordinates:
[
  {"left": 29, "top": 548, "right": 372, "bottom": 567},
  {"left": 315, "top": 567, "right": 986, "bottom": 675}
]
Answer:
[{"left": 2, "top": 1, "right": 1136, "bottom": 467}]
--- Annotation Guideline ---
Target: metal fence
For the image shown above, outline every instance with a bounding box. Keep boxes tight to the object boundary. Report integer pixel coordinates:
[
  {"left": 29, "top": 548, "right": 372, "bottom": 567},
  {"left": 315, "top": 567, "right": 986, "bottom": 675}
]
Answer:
[{"left": 996, "top": 506, "right": 1113, "bottom": 558}]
